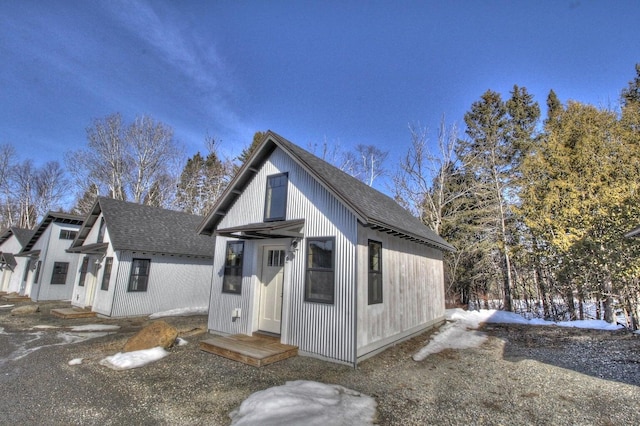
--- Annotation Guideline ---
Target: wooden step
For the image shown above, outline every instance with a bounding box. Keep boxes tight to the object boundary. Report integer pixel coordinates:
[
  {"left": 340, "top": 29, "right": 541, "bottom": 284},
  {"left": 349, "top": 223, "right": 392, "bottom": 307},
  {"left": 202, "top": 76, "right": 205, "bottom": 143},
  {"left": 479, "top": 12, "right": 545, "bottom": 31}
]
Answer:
[
  {"left": 50, "top": 307, "right": 97, "bottom": 319},
  {"left": 1, "top": 294, "right": 31, "bottom": 302},
  {"left": 200, "top": 334, "right": 298, "bottom": 367}
]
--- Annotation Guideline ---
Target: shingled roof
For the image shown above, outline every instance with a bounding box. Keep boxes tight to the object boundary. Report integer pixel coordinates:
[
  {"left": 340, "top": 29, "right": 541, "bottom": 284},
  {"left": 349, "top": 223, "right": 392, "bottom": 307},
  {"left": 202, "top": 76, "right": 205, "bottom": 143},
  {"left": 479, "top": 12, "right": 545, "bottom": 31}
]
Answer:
[
  {"left": 70, "top": 197, "right": 213, "bottom": 258},
  {"left": 199, "top": 131, "right": 454, "bottom": 251},
  {"left": 0, "top": 227, "right": 35, "bottom": 248}
]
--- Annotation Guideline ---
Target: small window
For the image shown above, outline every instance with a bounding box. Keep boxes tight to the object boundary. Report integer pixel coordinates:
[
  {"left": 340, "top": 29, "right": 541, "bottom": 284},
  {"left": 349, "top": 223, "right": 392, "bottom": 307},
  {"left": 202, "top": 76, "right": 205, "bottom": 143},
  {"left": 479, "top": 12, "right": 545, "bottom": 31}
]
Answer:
[
  {"left": 264, "top": 173, "right": 288, "bottom": 221},
  {"left": 222, "top": 241, "right": 244, "bottom": 294},
  {"left": 97, "top": 218, "right": 106, "bottom": 243},
  {"left": 59, "top": 229, "right": 77, "bottom": 240},
  {"left": 305, "top": 238, "right": 335, "bottom": 304},
  {"left": 268, "top": 250, "right": 285, "bottom": 267},
  {"left": 128, "top": 259, "right": 150, "bottom": 292},
  {"left": 51, "top": 262, "right": 69, "bottom": 285},
  {"left": 22, "top": 260, "right": 31, "bottom": 282},
  {"left": 78, "top": 257, "right": 89, "bottom": 287},
  {"left": 101, "top": 257, "right": 113, "bottom": 291},
  {"left": 368, "top": 240, "right": 383, "bottom": 305},
  {"left": 33, "top": 260, "right": 42, "bottom": 284}
]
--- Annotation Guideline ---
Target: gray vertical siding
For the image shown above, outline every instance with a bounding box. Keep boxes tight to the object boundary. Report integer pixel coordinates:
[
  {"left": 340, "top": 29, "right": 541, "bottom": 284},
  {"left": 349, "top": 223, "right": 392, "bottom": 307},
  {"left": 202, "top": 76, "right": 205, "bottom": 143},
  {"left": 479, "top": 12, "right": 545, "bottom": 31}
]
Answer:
[
  {"left": 209, "top": 147, "right": 358, "bottom": 364},
  {"left": 31, "top": 222, "right": 82, "bottom": 302},
  {"left": 109, "top": 251, "right": 211, "bottom": 318},
  {"left": 356, "top": 224, "right": 445, "bottom": 359}
]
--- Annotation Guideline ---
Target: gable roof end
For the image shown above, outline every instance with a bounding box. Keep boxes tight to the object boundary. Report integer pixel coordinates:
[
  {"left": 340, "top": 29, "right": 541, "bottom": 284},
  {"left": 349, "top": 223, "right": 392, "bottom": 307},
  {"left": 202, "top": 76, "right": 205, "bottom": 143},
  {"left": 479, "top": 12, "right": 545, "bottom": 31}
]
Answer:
[{"left": 198, "top": 131, "right": 454, "bottom": 251}]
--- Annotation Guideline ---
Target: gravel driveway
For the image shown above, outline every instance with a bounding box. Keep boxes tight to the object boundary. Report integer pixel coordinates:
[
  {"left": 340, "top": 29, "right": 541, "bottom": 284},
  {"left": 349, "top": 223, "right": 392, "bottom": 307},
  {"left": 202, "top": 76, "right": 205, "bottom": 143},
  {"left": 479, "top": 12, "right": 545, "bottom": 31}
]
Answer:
[{"left": 1, "top": 301, "right": 639, "bottom": 425}]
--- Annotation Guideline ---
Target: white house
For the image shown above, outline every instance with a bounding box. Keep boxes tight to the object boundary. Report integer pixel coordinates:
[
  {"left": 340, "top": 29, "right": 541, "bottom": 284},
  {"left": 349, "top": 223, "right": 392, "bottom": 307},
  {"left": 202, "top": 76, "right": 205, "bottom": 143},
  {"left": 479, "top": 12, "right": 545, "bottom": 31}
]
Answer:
[
  {"left": 18, "top": 212, "right": 84, "bottom": 301},
  {"left": 0, "top": 227, "right": 35, "bottom": 294},
  {"left": 67, "top": 197, "right": 214, "bottom": 317},
  {"left": 198, "top": 131, "right": 454, "bottom": 366}
]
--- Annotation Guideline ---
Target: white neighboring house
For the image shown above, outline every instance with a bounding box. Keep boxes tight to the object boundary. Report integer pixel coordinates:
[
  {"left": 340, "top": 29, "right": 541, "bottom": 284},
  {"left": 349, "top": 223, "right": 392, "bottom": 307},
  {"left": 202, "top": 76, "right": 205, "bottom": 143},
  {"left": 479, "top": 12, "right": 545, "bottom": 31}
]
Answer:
[
  {"left": 67, "top": 197, "right": 214, "bottom": 318},
  {"left": 0, "top": 227, "right": 35, "bottom": 294},
  {"left": 198, "top": 131, "right": 455, "bottom": 366},
  {"left": 18, "top": 212, "right": 84, "bottom": 301}
]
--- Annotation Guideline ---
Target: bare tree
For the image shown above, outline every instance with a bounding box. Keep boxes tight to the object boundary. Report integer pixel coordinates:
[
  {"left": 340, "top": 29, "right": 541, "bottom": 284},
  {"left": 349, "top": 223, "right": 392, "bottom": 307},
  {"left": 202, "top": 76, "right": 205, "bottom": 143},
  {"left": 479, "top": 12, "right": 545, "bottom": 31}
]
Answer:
[
  {"left": 353, "top": 144, "right": 388, "bottom": 187},
  {"left": 393, "top": 119, "right": 462, "bottom": 233},
  {"left": 34, "top": 161, "right": 69, "bottom": 218},
  {"left": 0, "top": 144, "right": 17, "bottom": 228},
  {"left": 67, "top": 113, "right": 183, "bottom": 208},
  {"left": 126, "top": 115, "right": 182, "bottom": 204}
]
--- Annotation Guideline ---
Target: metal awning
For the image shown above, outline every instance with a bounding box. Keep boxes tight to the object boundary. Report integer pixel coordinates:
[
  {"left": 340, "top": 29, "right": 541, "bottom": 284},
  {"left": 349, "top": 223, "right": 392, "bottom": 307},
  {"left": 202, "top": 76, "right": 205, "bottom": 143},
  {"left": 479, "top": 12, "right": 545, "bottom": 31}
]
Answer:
[
  {"left": 67, "top": 242, "right": 109, "bottom": 254},
  {"left": 16, "top": 249, "right": 40, "bottom": 257},
  {"left": 0, "top": 252, "right": 17, "bottom": 270},
  {"left": 216, "top": 219, "right": 305, "bottom": 240}
]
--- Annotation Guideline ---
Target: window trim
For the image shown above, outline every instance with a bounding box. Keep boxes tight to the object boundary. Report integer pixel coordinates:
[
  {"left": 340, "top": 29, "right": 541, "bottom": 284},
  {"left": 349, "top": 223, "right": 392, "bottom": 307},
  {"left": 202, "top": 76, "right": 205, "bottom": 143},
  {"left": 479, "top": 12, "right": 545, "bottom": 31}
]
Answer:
[
  {"left": 304, "top": 237, "right": 335, "bottom": 304},
  {"left": 368, "top": 240, "right": 383, "bottom": 305},
  {"left": 127, "top": 258, "right": 151, "bottom": 292},
  {"left": 222, "top": 241, "right": 244, "bottom": 294},
  {"left": 78, "top": 257, "right": 89, "bottom": 287},
  {"left": 97, "top": 217, "right": 106, "bottom": 243},
  {"left": 101, "top": 257, "right": 113, "bottom": 291},
  {"left": 263, "top": 172, "right": 288, "bottom": 222},
  {"left": 59, "top": 229, "right": 78, "bottom": 240},
  {"left": 50, "top": 261, "right": 69, "bottom": 285}
]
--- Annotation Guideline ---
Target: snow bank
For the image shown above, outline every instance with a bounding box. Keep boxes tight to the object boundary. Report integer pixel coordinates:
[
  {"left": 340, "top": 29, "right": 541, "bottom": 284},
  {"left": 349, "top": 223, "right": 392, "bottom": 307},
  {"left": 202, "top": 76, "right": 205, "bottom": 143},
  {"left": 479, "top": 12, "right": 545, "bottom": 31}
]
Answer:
[
  {"left": 413, "top": 309, "right": 625, "bottom": 361},
  {"left": 100, "top": 347, "right": 169, "bottom": 370},
  {"left": 229, "top": 380, "right": 376, "bottom": 426},
  {"left": 68, "top": 358, "right": 83, "bottom": 366},
  {"left": 149, "top": 306, "right": 208, "bottom": 319}
]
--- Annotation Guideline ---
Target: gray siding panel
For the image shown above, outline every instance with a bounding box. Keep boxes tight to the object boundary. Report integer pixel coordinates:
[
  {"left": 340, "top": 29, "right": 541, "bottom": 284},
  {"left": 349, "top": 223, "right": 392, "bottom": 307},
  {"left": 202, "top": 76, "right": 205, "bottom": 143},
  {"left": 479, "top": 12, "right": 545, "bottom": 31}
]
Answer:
[
  {"left": 110, "top": 251, "right": 211, "bottom": 318},
  {"left": 209, "top": 148, "right": 358, "bottom": 363},
  {"left": 356, "top": 224, "right": 445, "bottom": 358},
  {"left": 31, "top": 222, "right": 81, "bottom": 301}
]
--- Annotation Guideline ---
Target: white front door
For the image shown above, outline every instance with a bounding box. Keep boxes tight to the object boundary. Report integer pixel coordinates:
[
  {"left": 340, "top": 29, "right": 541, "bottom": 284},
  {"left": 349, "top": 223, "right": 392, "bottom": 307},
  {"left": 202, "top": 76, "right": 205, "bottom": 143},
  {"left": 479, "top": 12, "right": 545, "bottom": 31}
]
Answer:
[
  {"left": 84, "top": 260, "right": 98, "bottom": 308},
  {"left": 258, "top": 246, "right": 286, "bottom": 334}
]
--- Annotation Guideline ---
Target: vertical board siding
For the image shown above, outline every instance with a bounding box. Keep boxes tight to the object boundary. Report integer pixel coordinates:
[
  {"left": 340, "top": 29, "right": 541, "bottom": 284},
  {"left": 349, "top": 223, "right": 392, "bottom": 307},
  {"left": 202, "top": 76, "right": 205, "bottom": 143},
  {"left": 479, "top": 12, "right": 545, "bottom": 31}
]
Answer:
[
  {"left": 210, "top": 148, "right": 358, "bottom": 363},
  {"left": 110, "top": 251, "right": 211, "bottom": 317},
  {"left": 0, "top": 234, "right": 29, "bottom": 293},
  {"left": 356, "top": 224, "right": 445, "bottom": 358},
  {"left": 32, "top": 223, "right": 82, "bottom": 301}
]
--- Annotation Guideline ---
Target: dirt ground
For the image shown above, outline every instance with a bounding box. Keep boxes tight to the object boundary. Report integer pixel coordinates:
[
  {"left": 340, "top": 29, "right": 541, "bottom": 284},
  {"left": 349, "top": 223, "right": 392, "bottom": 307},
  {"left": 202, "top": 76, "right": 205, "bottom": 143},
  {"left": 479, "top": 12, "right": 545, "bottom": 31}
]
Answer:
[{"left": 1, "top": 300, "right": 639, "bottom": 425}]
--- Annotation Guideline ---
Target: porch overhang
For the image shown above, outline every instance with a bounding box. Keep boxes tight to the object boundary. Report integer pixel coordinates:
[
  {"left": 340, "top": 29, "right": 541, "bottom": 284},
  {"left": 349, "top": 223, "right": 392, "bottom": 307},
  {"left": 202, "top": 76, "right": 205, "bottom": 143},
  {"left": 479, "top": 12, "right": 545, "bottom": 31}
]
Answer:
[
  {"left": 0, "top": 252, "right": 17, "bottom": 271},
  {"left": 216, "top": 219, "right": 305, "bottom": 240},
  {"left": 66, "top": 242, "right": 109, "bottom": 254},
  {"left": 16, "top": 249, "right": 40, "bottom": 258}
]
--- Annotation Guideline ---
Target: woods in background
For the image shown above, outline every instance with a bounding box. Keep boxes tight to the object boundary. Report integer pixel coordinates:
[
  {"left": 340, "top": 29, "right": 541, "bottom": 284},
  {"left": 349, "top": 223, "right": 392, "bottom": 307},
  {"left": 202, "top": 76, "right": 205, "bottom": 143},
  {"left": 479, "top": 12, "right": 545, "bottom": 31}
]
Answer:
[{"left": 1, "top": 65, "right": 639, "bottom": 327}]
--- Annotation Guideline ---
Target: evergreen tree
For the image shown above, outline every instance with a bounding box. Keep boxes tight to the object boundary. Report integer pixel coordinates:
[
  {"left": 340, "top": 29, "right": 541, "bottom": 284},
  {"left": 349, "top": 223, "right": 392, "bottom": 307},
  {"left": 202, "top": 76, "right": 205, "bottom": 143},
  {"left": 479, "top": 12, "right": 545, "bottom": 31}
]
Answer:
[{"left": 621, "top": 63, "right": 640, "bottom": 106}]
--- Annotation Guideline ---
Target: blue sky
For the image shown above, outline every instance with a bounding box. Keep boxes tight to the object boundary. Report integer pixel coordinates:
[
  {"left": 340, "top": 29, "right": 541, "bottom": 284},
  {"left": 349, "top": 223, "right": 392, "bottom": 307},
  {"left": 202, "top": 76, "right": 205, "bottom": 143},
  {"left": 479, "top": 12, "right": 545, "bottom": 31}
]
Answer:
[{"left": 2, "top": 0, "right": 639, "bottom": 185}]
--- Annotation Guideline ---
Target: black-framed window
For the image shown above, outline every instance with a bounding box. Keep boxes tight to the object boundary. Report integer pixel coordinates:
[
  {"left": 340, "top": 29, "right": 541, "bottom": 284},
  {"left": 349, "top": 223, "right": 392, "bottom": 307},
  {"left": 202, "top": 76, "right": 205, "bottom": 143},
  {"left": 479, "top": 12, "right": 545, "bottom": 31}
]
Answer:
[
  {"left": 22, "top": 260, "right": 31, "bottom": 282},
  {"left": 264, "top": 173, "right": 288, "bottom": 221},
  {"left": 222, "top": 241, "right": 244, "bottom": 294},
  {"left": 78, "top": 257, "right": 89, "bottom": 287},
  {"left": 51, "top": 262, "right": 69, "bottom": 285},
  {"left": 368, "top": 240, "right": 383, "bottom": 305},
  {"left": 33, "top": 260, "right": 42, "bottom": 284},
  {"left": 101, "top": 257, "right": 113, "bottom": 291},
  {"left": 59, "top": 229, "right": 77, "bottom": 240},
  {"left": 305, "top": 237, "right": 335, "bottom": 304},
  {"left": 128, "top": 258, "right": 150, "bottom": 292},
  {"left": 97, "top": 218, "right": 106, "bottom": 243}
]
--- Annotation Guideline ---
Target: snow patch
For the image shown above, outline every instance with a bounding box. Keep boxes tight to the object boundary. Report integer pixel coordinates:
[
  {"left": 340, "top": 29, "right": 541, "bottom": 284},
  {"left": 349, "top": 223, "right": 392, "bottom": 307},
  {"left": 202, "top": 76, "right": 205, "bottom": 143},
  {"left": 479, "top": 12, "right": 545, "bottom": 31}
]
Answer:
[
  {"left": 32, "top": 325, "right": 60, "bottom": 329},
  {"left": 229, "top": 380, "right": 377, "bottom": 426},
  {"left": 69, "top": 324, "right": 121, "bottom": 332},
  {"left": 100, "top": 347, "right": 169, "bottom": 370},
  {"left": 149, "top": 306, "right": 208, "bottom": 319},
  {"left": 413, "top": 309, "right": 625, "bottom": 361},
  {"left": 68, "top": 358, "right": 83, "bottom": 365},
  {"left": 1, "top": 304, "right": 15, "bottom": 309},
  {"left": 176, "top": 337, "right": 188, "bottom": 346}
]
